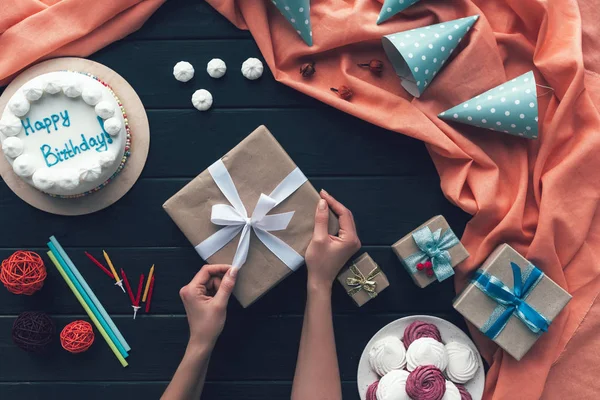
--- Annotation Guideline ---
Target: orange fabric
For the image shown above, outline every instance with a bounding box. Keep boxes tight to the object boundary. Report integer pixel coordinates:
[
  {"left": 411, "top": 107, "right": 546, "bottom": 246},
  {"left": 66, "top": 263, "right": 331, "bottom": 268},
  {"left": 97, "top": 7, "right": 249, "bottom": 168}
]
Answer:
[
  {"left": 0, "top": 0, "right": 166, "bottom": 86},
  {"left": 206, "top": 0, "right": 600, "bottom": 398}
]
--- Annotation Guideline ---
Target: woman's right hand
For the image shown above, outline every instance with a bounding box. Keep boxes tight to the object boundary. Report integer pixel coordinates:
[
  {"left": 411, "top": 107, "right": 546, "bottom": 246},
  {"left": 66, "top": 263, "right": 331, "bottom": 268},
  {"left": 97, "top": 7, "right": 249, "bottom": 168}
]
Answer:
[{"left": 305, "top": 190, "right": 361, "bottom": 291}]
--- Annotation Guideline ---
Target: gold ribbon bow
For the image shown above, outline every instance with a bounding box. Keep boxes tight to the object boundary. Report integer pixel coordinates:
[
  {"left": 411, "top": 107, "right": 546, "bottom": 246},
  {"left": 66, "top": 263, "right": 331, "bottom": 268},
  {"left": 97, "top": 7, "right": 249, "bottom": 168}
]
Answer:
[{"left": 346, "top": 264, "right": 381, "bottom": 298}]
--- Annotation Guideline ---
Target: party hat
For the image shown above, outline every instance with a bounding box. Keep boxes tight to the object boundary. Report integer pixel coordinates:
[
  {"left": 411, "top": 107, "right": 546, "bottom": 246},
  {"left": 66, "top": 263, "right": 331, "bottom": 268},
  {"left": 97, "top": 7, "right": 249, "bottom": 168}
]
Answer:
[
  {"left": 272, "top": 0, "right": 313, "bottom": 46},
  {"left": 439, "top": 71, "right": 539, "bottom": 139},
  {"left": 382, "top": 15, "right": 479, "bottom": 97},
  {"left": 377, "top": 0, "right": 421, "bottom": 25}
]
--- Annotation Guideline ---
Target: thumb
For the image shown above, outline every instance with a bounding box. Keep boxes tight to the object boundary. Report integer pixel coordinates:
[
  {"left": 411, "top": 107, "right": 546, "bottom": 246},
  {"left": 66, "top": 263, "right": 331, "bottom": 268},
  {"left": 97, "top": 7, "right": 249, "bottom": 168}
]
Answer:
[
  {"left": 313, "top": 198, "right": 330, "bottom": 241},
  {"left": 214, "top": 267, "right": 238, "bottom": 305}
]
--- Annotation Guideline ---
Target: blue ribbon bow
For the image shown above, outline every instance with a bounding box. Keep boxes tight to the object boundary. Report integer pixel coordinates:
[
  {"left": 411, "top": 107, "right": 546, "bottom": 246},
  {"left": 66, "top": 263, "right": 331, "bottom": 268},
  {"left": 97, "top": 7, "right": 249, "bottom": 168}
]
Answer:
[
  {"left": 404, "top": 226, "right": 459, "bottom": 282},
  {"left": 472, "top": 262, "right": 550, "bottom": 339}
]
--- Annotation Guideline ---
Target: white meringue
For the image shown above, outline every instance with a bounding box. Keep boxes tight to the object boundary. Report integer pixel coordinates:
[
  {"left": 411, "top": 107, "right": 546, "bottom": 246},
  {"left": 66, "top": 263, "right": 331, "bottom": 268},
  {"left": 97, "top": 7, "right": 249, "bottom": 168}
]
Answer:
[
  {"left": 32, "top": 168, "right": 56, "bottom": 191},
  {"left": 63, "top": 78, "right": 83, "bottom": 98},
  {"left": 369, "top": 336, "right": 406, "bottom": 376},
  {"left": 12, "top": 154, "right": 36, "bottom": 177},
  {"left": 98, "top": 152, "right": 116, "bottom": 168},
  {"left": 103, "top": 117, "right": 122, "bottom": 136},
  {"left": 95, "top": 101, "right": 115, "bottom": 119},
  {"left": 82, "top": 84, "right": 103, "bottom": 106},
  {"left": 43, "top": 77, "right": 63, "bottom": 94},
  {"left": 406, "top": 337, "right": 448, "bottom": 371},
  {"left": 173, "top": 61, "right": 195, "bottom": 82},
  {"left": 442, "top": 381, "right": 462, "bottom": 400},
  {"left": 79, "top": 162, "right": 102, "bottom": 182},
  {"left": 22, "top": 81, "right": 44, "bottom": 101},
  {"left": 0, "top": 114, "right": 23, "bottom": 136},
  {"left": 445, "top": 342, "right": 479, "bottom": 384},
  {"left": 8, "top": 94, "right": 30, "bottom": 117},
  {"left": 376, "top": 370, "right": 411, "bottom": 400},
  {"left": 192, "top": 89, "right": 213, "bottom": 111},
  {"left": 241, "top": 57, "right": 264, "bottom": 80},
  {"left": 2, "top": 137, "right": 24, "bottom": 158},
  {"left": 207, "top": 58, "right": 227, "bottom": 78},
  {"left": 57, "top": 169, "right": 80, "bottom": 190}
]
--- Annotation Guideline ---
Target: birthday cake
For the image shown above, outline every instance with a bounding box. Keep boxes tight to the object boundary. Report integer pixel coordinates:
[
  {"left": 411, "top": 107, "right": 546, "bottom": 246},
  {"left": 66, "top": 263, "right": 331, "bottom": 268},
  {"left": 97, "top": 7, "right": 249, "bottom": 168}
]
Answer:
[{"left": 0, "top": 71, "right": 131, "bottom": 198}]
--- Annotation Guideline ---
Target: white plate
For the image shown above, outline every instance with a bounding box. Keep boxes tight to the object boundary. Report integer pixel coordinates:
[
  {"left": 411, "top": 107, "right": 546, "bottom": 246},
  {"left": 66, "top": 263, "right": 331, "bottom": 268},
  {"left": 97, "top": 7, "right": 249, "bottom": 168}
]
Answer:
[{"left": 357, "top": 315, "right": 484, "bottom": 400}]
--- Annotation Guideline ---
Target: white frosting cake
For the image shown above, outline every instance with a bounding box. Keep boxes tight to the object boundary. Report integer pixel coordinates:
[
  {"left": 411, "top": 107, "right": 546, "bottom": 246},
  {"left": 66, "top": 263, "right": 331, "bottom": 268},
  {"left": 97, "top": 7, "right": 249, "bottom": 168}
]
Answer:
[{"left": 0, "top": 71, "right": 131, "bottom": 198}]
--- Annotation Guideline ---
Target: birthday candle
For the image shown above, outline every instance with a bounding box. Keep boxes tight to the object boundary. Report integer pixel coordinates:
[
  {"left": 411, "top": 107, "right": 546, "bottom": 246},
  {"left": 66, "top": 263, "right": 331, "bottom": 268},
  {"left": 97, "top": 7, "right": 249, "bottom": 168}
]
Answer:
[
  {"left": 145, "top": 276, "right": 155, "bottom": 313},
  {"left": 121, "top": 268, "right": 135, "bottom": 305},
  {"left": 85, "top": 251, "right": 114, "bottom": 279},
  {"left": 142, "top": 265, "right": 155, "bottom": 303},
  {"left": 103, "top": 250, "right": 120, "bottom": 282},
  {"left": 135, "top": 274, "right": 145, "bottom": 307}
]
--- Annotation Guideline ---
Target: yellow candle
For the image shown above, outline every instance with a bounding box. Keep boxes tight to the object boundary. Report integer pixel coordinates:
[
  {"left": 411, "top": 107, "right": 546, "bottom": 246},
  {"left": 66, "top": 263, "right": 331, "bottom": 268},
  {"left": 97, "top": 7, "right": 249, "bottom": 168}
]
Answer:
[
  {"left": 142, "top": 264, "right": 155, "bottom": 303},
  {"left": 103, "top": 250, "right": 120, "bottom": 282}
]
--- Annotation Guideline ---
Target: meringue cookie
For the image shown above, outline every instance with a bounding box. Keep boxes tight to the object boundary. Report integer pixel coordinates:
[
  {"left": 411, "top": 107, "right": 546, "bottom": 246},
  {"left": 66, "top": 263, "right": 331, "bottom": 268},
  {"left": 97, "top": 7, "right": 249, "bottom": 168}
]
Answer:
[
  {"left": 82, "top": 84, "right": 103, "bottom": 106},
  {"left": 80, "top": 162, "right": 102, "bottom": 182},
  {"left": 32, "top": 168, "right": 56, "bottom": 191},
  {"left": 0, "top": 114, "right": 23, "bottom": 136},
  {"left": 455, "top": 383, "right": 472, "bottom": 400},
  {"left": 8, "top": 94, "right": 30, "bottom": 117},
  {"left": 369, "top": 336, "right": 406, "bottom": 376},
  {"left": 98, "top": 152, "right": 116, "bottom": 168},
  {"left": 241, "top": 57, "right": 263, "bottom": 80},
  {"left": 95, "top": 101, "right": 115, "bottom": 119},
  {"left": 406, "top": 365, "right": 446, "bottom": 400},
  {"left": 12, "top": 154, "right": 36, "bottom": 177},
  {"left": 404, "top": 320, "right": 443, "bottom": 347},
  {"left": 192, "top": 89, "right": 213, "bottom": 111},
  {"left": 63, "top": 78, "right": 83, "bottom": 98},
  {"left": 57, "top": 169, "right": 80, "bottom": 190},
  {"left": 2, "top": 137, "right": 24, "bottom": 158},
  {"left": 406, "top": 337, "right": 448, "bottom": 371},
  {"left": 22, "top": 81, "right": 44, "bottom": 101},
  {"left": 444, "top": 342, "right": 478, "bottom": 384},
  {"left": 366, "top": 380, "right": 379, "bottom": 400},
  {"left": 442, "top": 381, "right": 461, "bottom": 400},
  {"left": 173, "top": 61, "right": 195, "bottom": 82},
  {"left": 207, "top": 58, "right": 227, "bottom": 78},
  {"left": 103, "top": 117, "right": 122, "bottom": 136},
  {"left": 376, "top": 370, "right": 411, "bottom": 400},
  {"left": 43, "top": 77, "right": 63, "bottom": 94}
]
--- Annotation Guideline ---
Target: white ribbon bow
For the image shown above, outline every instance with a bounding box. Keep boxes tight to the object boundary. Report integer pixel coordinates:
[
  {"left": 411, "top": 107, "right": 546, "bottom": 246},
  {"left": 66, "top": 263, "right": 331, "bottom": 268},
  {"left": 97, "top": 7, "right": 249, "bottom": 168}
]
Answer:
[{"left": 195, "top": 159, "right": 307, "bottom": 270}]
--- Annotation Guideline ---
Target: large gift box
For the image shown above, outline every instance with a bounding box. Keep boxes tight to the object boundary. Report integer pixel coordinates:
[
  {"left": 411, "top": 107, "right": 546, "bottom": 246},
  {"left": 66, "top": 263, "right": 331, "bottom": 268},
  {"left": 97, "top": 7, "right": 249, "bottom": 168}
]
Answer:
[
  {"left": 392, "top": 215, "right": 469, "bottom": 288},
  {"left": 453, "top": 244, "right": 572, "bottom": 360},
  {"left": 337, "top": 253, "right": 389, "bottom": 307},
  {"left": 163, "top": 125, "right": 338, "bottom": 308}
]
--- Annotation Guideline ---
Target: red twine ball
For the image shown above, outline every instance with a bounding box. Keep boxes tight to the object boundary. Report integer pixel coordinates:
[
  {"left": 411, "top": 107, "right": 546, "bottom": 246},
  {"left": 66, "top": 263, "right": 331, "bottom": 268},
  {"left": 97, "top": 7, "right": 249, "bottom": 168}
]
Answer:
[
  {"left": 12, "top": 311, "right": 55, "bottom": 353},
  {"left": 60, "top": 320, "right": 95, "bottom": 354},
  {"left": 0, "top": 251, "right": 47, "bottom": 295}
]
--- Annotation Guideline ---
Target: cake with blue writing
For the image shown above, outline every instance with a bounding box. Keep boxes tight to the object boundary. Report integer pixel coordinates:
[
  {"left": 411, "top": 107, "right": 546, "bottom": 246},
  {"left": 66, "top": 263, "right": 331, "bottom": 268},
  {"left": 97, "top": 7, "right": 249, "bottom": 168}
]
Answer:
[{"left": 0, "top": 70, "right": 131, "bottom": 198}]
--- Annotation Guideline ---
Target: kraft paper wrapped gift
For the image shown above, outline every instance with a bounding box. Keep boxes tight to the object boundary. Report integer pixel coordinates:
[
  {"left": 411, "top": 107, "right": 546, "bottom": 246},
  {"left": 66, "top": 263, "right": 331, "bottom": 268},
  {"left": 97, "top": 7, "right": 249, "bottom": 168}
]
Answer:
[
  {"left": 453, "top": 244, "right": 572, "bottom": 360},
  {"left": 337, "top": 253, "right": 389, "bottom": 307},
  {"left": 392, "top": 215, "right": 469, "bottom": 288},
  {"left": 163, "top": 125, "right": 338, "bottom": 308}
]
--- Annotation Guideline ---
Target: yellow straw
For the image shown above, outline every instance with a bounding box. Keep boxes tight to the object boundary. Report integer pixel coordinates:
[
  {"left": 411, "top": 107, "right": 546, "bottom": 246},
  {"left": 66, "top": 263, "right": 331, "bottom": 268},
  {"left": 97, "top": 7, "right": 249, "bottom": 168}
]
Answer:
[
  {"left": 103, "top": 250, "right": 120, "bottom": 283},
  {"left": 142, "top": 264, "right": 155, "bottom": 303},
  {"left": 48, "top": 251, "right": 128, "bottom": 367}
]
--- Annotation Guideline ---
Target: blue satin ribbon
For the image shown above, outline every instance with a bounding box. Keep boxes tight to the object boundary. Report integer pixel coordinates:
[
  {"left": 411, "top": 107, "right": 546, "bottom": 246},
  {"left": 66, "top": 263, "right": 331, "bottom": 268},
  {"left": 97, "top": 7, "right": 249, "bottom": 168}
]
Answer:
[
  {"left": 404, "top": 226, "right": 459, "bottom": 282},
  {"left": 472, "top": 262, "right": 550, "bottom": 340}
]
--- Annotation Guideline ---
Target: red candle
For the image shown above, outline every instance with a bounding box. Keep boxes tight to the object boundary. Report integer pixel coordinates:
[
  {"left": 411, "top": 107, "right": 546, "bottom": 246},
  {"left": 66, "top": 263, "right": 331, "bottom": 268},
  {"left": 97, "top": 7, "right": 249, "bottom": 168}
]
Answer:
[
  {"left": 120, "top": 268, "right": 135, "bottom": 305},
  {"left": 85, "top": 251, "right": 114, "bottom": 279},
  {"left": 135, "top": 274, "right": 145, "bottom": 307},
  {"left": 145, "top": 276, "right": 155, "bottom": 313}
]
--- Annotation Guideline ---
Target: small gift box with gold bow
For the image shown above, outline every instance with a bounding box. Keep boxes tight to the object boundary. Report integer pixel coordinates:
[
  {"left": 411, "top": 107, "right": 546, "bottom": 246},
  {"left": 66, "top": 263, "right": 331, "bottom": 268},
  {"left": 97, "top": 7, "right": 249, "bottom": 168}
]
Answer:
[
  {"left": 337, "top": 253, "right": 389, "bottom": 306},
  {"left": 453, "top": 244, "right": 571, "bottom": 360},
  {"left": 392, "top": 215, "right": 469, "bottom": 288}
]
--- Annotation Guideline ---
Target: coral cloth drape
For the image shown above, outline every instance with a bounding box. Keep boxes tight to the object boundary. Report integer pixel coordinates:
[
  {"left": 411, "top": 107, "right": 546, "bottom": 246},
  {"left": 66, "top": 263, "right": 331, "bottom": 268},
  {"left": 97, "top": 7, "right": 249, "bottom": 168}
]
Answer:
[
  {"left": 0, "top": 0, "right": 166, "bottom": 86},
  {"left": 205, "top": 0, "right": 600, "bottom": 398}
]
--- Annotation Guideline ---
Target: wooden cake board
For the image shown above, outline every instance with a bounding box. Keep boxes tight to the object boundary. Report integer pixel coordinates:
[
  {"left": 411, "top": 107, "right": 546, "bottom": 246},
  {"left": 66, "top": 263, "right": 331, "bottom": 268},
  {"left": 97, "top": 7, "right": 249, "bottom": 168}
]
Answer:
[{"left": 0, "top": 57, "right": 150, "bottom": 216}]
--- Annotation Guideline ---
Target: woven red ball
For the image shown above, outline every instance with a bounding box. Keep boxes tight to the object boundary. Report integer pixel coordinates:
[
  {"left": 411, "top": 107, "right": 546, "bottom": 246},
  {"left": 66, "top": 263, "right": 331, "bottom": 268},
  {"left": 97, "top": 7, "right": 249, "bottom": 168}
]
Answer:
[
  {"left": 0, "top": 251, "right": 47, "bottom": 295},
  {"left": 12, "top": 311, "right": 55, "bottom": 353},
  {"left": 60, "top": 320, "right": 95, "bottom": 354}
]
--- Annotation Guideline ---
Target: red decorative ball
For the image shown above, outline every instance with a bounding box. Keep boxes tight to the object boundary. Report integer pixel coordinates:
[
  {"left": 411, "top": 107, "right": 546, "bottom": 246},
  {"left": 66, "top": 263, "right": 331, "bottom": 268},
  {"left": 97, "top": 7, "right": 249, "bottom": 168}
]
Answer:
[
  {"left": 60, "top": 320, "right": 95, "bottom": 354},
  {"left": 0, "top": 251, "right": 47, "bottom": 295}
]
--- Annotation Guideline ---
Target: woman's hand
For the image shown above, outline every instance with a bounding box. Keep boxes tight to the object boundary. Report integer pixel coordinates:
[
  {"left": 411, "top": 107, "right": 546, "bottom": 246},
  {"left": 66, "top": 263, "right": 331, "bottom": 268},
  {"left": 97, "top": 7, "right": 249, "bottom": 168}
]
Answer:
[
  {"left": 179, "top": 264, "right": 237, "bottom": 349},
  {"left": 305, "top": 190, "right": 361, "bottom": 291}
]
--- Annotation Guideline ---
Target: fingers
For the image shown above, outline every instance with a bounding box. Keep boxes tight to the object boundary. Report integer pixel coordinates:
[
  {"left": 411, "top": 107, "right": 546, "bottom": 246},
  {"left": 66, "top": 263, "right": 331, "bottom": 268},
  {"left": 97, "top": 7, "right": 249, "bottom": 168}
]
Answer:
[
  {"left": 213, "top": 267, "right": 238, "bottom": 306},
  {"left": 320, "top": 189, "right": 357, "bottom": 235},
  {"left": 189, "top": 264, "right": 231, "bottom": 287}
]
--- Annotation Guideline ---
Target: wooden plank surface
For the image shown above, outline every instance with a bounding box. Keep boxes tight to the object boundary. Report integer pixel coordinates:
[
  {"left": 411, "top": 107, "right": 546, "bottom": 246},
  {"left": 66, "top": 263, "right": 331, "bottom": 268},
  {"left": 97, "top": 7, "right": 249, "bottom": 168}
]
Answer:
[{"left": 0, "top": 0, "right": 475, "bottom": 399}]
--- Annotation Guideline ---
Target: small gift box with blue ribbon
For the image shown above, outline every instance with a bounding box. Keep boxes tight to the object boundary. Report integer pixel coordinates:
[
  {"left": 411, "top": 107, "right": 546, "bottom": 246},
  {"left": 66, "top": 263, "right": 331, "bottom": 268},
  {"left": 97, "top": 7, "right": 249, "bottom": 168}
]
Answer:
[
  {"left": 392, "top": 215, "right": 469, "bottom": 288},
  {"left": 453, "top": 244, "right": 571, "bottom": 360},
  {"left": 337, "top": 253, "right": 389, "bottom": 307}
]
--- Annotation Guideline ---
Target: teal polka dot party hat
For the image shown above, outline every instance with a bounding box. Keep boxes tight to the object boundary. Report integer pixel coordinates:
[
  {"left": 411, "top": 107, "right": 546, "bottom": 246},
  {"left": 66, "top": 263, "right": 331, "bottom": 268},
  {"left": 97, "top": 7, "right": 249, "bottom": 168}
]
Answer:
[
  {"left": 272, "top": 0, "right": 313, "bottom": 46},
  {"left": 382, "top": 15, "right": 479, "bottom": 97},
  {"left": 377, "top": 0, "right": 421, "bottom": 25},
  {"left": 439, "top": 71, "right": 540, "bottom": 139}
]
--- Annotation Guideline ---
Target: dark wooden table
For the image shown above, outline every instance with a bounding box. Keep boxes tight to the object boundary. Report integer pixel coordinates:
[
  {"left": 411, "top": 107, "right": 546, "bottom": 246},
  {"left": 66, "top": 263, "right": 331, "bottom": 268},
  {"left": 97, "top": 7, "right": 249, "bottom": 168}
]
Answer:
[{"left": 0, "top": 2, "right": 472, "bottom": 399}]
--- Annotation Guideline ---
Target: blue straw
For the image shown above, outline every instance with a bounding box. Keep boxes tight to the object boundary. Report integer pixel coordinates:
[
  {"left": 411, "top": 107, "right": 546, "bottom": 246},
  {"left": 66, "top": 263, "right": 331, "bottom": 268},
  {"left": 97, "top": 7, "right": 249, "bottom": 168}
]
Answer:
[{"left": 49, "top": 236, "right": 131, "bottom": 353}]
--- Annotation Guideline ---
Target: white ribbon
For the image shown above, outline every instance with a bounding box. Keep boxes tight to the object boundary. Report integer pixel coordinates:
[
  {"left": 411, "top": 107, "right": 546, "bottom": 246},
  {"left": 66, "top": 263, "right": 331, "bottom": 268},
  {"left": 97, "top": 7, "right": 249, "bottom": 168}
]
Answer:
[{"left": 195, "top": 159, "right": 307, "bottom": 270}]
